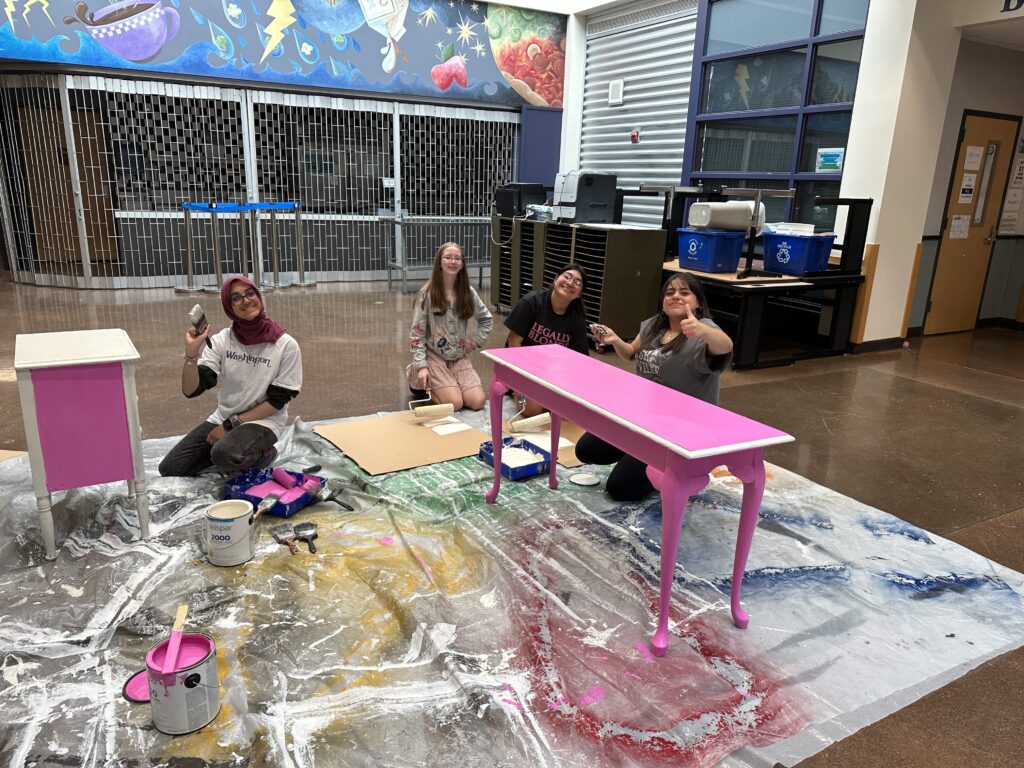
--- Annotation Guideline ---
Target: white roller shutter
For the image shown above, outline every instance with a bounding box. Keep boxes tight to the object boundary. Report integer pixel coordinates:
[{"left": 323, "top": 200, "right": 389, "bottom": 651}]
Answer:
[{"left": 580, "top": 0, "right": 698, "bottom": 227}]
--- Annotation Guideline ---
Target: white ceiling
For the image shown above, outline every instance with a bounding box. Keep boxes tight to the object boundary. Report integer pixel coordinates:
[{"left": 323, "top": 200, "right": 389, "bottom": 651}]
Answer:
[{"left": 962, "top": 15, "right": 1024, "bottom": 52}]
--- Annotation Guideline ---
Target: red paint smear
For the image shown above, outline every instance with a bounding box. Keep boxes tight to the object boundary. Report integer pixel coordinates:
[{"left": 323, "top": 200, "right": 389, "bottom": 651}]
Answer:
[{"left": 502, "top": 530, "right": 809, "bottom": 767}]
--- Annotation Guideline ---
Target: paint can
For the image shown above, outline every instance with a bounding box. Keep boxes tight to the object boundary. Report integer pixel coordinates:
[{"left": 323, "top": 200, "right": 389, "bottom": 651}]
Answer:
[
  {"left": 145, "top": 632, "right": 221, "bottom": 735},
  {"left": 204, "top": 499, "right": 255, "bottom": 567}
]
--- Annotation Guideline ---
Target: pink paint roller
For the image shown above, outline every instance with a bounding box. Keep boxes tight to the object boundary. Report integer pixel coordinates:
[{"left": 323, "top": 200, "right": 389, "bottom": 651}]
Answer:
[
  {"left": 161, "top": 604, "right": 189, "bottom": 674},
  {"left": 271, "top": 467, "right": 297, "bottom": 489}
]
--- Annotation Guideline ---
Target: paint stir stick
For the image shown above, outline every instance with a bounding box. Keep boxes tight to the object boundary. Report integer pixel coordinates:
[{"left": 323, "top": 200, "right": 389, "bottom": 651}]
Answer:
[{"left": 162, "top": 604, "right": 189, "bottom": 675}]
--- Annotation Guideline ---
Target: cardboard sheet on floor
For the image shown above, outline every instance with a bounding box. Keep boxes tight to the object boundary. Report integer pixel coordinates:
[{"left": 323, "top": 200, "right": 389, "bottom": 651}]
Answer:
[
  {"left": 503, "top": 419, "right": 585, "bottom": 468},
  {"left": 0, "top": 450, "right": 26, "bottom": 462},
  {"left": 314, "top": 412, "right": 490, "bottom": 475}
]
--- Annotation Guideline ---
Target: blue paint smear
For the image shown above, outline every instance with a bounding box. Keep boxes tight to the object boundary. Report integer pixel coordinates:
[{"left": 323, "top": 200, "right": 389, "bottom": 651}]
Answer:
[
  {"left": 882, "top": 571, "right": 1016, "bottom": 599},
  {"left": 757, "top": 505, "right": 835, "bottom": 530},
  {"left": 715, "top": 564, "right": 850, "bottom": 591},
  {"left": 862, "top": 517, "right": 933, "bottom": 544}
]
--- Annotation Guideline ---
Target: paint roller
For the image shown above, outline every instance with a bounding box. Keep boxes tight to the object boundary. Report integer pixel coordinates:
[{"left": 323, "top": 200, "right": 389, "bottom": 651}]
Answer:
[
  {"left": 506, "top": 394, "right": 552, "bottom": 433},
  {"left": 408, "top": 388, "right": 454, "bottom": 422},
  {"left": 507, "top": 412, "right": 552, "bottom": 433}
]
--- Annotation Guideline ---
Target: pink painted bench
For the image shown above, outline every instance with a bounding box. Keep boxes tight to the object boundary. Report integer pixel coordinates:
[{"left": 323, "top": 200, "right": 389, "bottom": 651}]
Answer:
[{"left": 482, "top": 344, "right": 793, "bottom": 656}]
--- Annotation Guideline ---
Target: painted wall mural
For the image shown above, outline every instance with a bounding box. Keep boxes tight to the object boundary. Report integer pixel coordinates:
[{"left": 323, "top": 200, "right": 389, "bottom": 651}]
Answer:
[{"left": 0, "top": 1, "right": 567, "bottom": 107}]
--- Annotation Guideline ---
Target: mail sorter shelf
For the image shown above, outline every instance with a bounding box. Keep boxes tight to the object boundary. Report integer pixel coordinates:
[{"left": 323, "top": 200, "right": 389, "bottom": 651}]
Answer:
[
  {"left": 548, "top": 223, "right": 666, "bottom": 340},
  {"left": 491, "top": 217, "right": 666, "bottom": 340},
  {"left": 490, "top": 216, "right": 550, "bottom": 311}
]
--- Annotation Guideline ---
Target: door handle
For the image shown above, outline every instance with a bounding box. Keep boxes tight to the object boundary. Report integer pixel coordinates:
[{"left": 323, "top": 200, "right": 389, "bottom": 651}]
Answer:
[{"left": 984, "top": 226, "right": 995, "bottom": 245}]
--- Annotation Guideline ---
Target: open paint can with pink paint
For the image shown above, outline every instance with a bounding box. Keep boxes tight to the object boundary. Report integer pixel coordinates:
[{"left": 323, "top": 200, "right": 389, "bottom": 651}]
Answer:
[{"left": 145, "top": 632, "right": 221, "bottom": 735}]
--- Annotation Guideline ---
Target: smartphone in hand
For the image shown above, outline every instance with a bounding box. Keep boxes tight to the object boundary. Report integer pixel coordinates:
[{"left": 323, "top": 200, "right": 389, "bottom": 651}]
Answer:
[{"left": 188, "top": 304, "right": 213, "bottom": 348}]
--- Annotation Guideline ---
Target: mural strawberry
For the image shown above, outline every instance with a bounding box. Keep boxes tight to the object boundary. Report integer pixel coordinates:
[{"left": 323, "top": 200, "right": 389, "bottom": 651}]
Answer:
[{"left": 430, "top": 44, "right": 467, "bottom": 91}]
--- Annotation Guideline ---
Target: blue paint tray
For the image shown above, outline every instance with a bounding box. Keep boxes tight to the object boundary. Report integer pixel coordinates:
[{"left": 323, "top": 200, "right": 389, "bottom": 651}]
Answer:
[
  {"left": 223, "top": 468, "right": 324, "bottom": 518},
  {"left": 479, "top": 438, "right": 551, "bottom": 480}
]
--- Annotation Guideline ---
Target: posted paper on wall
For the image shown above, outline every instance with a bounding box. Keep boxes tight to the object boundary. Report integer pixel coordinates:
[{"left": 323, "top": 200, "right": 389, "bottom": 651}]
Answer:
[
  {"left": 958, "top": 173, "right": 977, "bottom": 205},
  {"left": 949, "top": 214, "right": 970, "bottom": 240}
]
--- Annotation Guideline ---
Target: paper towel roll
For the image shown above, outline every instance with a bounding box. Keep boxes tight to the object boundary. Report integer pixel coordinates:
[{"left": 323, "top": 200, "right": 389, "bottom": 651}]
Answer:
[{"left": 688, "top": 201, "right": 765, "bottom": 234}]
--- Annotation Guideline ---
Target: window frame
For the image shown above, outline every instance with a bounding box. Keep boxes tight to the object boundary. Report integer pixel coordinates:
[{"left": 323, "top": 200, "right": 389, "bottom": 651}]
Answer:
[{"left": 682, "top": 0, "right": 868, "bottom": 224}]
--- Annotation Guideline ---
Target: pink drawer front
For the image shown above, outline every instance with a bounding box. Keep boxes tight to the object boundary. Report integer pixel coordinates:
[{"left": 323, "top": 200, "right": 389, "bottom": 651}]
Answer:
[{"left": 31, "top": 362, "right": 135, "bottom": 492}]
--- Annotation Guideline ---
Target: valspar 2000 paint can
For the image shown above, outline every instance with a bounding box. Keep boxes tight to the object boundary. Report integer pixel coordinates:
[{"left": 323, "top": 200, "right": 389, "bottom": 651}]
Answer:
[
  {"left": 146, "top": 632, "right": 221, "bottom": 735},
  {"left": 204, "top": 499, "right": 256, "bottom": 567}
]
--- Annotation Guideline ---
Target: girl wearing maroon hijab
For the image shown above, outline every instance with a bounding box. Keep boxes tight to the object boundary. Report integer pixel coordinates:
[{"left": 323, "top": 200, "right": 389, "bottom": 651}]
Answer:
[{"left": 160, "top": 276, "right": 303, "bottom": 477}]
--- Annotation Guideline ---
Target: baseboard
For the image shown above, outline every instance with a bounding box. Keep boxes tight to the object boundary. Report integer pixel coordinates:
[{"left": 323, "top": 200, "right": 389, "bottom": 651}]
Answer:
[
  {"left": 976, "top": 317, "right": 1024, "bottom": 331},
  {"left": 849, "top": 337, "right": 904, "bottom": 354}
]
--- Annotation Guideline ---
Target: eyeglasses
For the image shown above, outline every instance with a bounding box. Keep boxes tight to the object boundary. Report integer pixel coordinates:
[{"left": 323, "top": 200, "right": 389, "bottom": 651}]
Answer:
[
  {"left": 441, "top": 255, "right": 463, "bottom": 262},
  {"left": 230, "top": 288, "right": 259, "bottom": 305},
  {"left": 559, "top": 273, "right": 583, "bottom": 288}
]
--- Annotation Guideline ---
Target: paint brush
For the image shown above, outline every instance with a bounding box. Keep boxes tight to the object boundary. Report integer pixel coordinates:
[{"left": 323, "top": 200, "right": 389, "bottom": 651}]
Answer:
[
  {"left": 161, "top": 604, "right": 189, "bottom": 675},
  {"left": 293, "top": 521, "right": 318, "bottom": 553},
  {"left": 271, "top": 523, "right": 299, "bottom": 555}
]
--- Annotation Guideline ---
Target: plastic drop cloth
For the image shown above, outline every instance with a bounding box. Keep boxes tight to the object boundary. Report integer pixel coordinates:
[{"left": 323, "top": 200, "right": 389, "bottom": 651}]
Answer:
[{"left": 0, "top": 405, "right": 1022, "bottom": 768}]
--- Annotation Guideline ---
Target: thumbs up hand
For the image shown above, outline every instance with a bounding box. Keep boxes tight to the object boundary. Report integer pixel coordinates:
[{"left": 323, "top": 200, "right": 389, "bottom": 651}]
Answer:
[{"left": 680, "top": 302, "right": 703, "bottom": 339}]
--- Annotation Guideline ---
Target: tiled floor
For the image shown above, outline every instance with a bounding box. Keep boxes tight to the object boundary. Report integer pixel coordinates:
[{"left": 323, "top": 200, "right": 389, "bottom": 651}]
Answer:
[{"left": 1, "top": 277, "right": 1021, "bottom": 767}]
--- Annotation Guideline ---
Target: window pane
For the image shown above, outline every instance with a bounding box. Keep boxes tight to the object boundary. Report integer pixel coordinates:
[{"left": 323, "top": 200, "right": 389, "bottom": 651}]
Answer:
[
  {"left": 810, "top": 40, "right": 862, "bottom": 104},
  {"left": 693, "top": 178, "right": 793, "bottom": 222},
  {"left": 794, "top": 180, "right": 841, "bottom": 231},
  {"left": 799, "top": 112, "right": 852, "bottom": 172},
  {"left": 707, "top": 0, "right": 815, "bottom": 56},
  {"left": 819, "top": 0, "right": 869, "bottom": 36},
  {"left": 702, "top": 49, "right": 807, "bottom": 114},
  {"left": 697, "top": 116, "right": 797, "bottom": 173}
]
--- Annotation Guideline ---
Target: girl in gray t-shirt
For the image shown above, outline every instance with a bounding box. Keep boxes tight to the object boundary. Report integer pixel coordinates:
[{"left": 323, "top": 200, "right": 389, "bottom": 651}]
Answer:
[{"left": 576, "top": 273, "right": 733, "bottom": 502}]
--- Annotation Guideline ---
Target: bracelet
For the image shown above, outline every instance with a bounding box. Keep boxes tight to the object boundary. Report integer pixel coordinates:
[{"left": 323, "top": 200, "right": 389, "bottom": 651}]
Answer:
[{"left": 183, "top": 354, "right": 199, "bottom": 363}]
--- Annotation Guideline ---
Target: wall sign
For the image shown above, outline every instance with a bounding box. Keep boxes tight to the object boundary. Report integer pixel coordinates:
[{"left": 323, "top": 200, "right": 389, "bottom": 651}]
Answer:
[
  {"left": 0, "top": 1, "right": 567, "bottom": 108},
  {"left": 958, "top": 173, "right": 976, "bottom": 205}
]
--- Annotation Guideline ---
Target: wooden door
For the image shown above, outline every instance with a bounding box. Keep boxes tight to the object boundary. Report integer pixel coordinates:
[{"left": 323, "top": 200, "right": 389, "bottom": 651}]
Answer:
[{"left": 926, "top": 113, "right": 1020, "bottom": 335}]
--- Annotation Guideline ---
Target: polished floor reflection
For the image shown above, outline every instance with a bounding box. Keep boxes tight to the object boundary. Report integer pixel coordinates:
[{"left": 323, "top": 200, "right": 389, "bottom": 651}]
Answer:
[{"left": 0, "top": 278, "right": 1022, "bottom": 768}]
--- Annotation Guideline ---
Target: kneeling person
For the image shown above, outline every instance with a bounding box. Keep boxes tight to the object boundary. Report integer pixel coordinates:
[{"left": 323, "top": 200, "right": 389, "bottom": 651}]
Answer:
[{"left": 159, "top": 276, "right": 303, "bottom": 478}]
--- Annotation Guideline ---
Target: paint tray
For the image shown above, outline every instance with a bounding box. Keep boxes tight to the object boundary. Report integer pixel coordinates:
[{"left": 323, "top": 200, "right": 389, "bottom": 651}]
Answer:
[
  {"left": 223, "top": 467, "right": 325, "bottom": 518},
  {"left": 478, "top": 437, "right": 551, "bottom": 481}
]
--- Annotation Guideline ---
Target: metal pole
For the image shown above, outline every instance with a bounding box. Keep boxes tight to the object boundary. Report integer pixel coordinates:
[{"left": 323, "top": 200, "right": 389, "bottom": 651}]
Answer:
[
  {"left": 268, "top": 209, "right": 279, "bottom": 290},
  {"left": 175, "top": 207, "right": 203, "bottom": 293},
  {"left": 205, "top": 207, "right": 223, "bottom": 293},
  {"left": 58, "top": 75, "right": 93, "bottom": 288},
  {"left": 240, "top": 206, "right": 249, "bottom": 278},
  {"left": 252, "top": 209, "right": 264, "bottom": 290},
  {"left": 249, "top": 207, "right": 261, "bottom": 287},
  {"left": 296, "top": 202, "right": 314, "bottom": 285}
]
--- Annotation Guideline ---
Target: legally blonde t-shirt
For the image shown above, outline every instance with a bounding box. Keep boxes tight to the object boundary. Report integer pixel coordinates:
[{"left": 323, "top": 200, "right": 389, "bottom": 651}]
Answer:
[{"left": 199, "top": 328, "right": 303, "bottom": 436}]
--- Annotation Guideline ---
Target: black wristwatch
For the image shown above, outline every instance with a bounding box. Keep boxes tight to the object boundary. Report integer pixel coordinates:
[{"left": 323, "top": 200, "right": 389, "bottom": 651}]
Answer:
[{"left": 225, "top": 415, "right": 243, "bottom": 431}]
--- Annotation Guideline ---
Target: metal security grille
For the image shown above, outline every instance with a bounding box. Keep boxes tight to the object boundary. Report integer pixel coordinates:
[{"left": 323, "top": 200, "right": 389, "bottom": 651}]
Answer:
[
  {"left": 581, "top": 0, "right": 698, "bottom": 227},
  {"left": 0, "top": 76, "right": 83, "bottom": 287},
  {"left": 253, "top": 92, "right": 394, "bottom": 278},
  {"left": 0, "top": 74, "right": 519, "bottom": 289},
  {"left": 390, "top": 104, "right": 519, "bottom": 291}
]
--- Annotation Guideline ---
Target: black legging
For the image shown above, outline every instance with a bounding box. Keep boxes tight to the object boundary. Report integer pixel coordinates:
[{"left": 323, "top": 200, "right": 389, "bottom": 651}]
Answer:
[{"left": 575, "top": 432, "right": 654, "bottom": 502}]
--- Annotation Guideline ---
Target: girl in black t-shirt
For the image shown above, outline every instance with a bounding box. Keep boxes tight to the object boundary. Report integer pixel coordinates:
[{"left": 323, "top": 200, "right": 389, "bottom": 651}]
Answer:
[{"left": 504, "top": 263, "right": 590, "bottom": 417}]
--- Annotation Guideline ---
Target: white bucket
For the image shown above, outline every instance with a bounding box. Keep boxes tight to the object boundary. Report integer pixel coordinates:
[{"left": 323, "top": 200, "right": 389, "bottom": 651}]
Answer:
[
  {"left": 146, "top": 632, "right": 221, "bottom": 735},
  {"left": 204, "top": 499, "right": 255, "bottom": 567}
]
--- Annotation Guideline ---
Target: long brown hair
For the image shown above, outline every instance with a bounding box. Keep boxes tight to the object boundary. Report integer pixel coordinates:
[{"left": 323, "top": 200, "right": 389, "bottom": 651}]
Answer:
[
  {"left": 423, "top": 242, "right": 474, "bottom": 319},
  {"left": 637, "top": 273, "right": 712, "bottom": 354}
]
